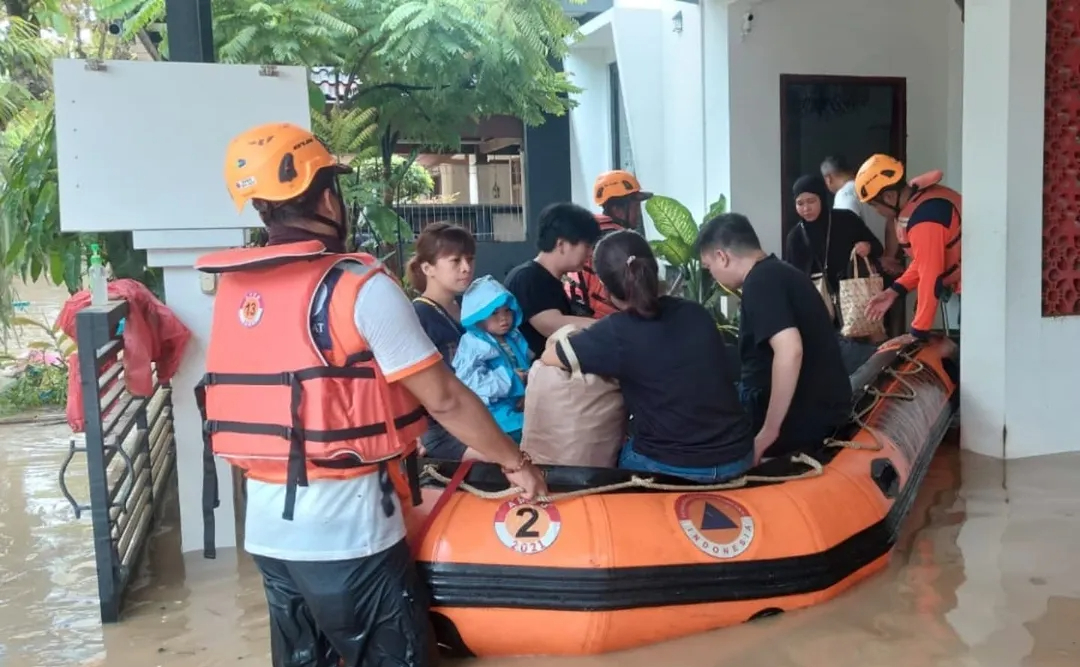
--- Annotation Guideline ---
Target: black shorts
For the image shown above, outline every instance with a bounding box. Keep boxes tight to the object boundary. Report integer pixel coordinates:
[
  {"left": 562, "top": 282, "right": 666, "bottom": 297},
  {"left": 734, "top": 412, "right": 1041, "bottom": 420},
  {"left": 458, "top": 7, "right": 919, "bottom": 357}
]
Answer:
[
  {"left": 253, "top": 538, "right": 434, "bottom": 667},
  {"left": 420, "top": 419, "right": 467, "bottom": 461}
]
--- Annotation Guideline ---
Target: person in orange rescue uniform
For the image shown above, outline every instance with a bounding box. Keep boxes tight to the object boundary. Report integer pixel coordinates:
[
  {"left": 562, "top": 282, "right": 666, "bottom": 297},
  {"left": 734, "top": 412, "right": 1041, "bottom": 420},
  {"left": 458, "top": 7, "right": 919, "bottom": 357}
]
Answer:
[
  {"left": 565, "top": 170, "right": 653, "bottom": 318},
  {"left": 195, "top": 122, "right": 547, "bottom": 667},
  {"left": 856, "top": 154, "right": 961, "bottom": 341}
]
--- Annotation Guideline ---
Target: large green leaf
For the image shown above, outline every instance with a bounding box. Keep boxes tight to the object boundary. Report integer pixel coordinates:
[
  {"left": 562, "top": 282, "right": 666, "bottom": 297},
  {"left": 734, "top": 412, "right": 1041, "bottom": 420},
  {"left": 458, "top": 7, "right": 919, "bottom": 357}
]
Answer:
[
  {"left": 705, "top": 194, "right": 727, "bottom": 221},
  {"left": 364, "top": 204, "right": 414, "bottom": 246},
  {"left": 645, "top": 195, "right": 698, "bottom": 247},
  {"left": 48, "top": 250, "right": 65, "bottom": 286},
  {"left": 649, "top": 238, "right": 691, "bottom": 266},
  {"left": 308, "top": 80, "right": 327, "bottom": 115}
]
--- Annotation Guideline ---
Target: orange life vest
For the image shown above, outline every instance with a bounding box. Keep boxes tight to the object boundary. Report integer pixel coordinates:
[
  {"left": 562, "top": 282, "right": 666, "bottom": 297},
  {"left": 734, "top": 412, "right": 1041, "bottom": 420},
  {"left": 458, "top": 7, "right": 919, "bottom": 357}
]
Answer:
[
  {"left": 193, "top": 240, "right": 427, "bottom": 520},
  {"left": 898, "top": 171, "right": 962, "bottom": 294},
  {"left": 565, "top": 215, "right": 625, "bottom": 319}
]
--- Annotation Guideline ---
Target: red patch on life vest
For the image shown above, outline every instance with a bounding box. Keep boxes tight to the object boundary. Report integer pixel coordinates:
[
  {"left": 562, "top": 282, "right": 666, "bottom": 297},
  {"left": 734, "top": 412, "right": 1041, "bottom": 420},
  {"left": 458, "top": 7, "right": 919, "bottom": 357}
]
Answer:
[{"left": 238, "top": 292, "right": 264, "bottom": 328}]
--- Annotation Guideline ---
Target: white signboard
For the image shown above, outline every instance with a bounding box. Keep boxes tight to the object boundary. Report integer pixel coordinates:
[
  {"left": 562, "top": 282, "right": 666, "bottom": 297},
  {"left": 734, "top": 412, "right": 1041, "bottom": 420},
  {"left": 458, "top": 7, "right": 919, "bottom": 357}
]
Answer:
[{"left": 54, "top": 60, "right": 312, "bottom": 233}]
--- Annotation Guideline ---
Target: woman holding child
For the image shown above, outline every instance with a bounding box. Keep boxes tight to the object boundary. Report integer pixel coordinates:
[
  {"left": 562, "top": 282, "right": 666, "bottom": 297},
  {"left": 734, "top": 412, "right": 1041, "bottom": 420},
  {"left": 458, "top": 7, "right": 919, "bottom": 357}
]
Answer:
[
  {"left": 540, "top": 230, "right": 755, "bottom": 483},
  {"left": 407, "top": 222, "right": 479, "bottom": 460}
]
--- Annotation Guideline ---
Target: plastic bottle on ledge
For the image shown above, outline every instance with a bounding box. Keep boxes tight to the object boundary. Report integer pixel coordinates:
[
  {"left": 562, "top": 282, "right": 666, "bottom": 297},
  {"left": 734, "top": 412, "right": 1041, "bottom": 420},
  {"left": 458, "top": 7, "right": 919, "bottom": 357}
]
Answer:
[{"left": 89, "top": 243, "right": 108, "bottom": 306}]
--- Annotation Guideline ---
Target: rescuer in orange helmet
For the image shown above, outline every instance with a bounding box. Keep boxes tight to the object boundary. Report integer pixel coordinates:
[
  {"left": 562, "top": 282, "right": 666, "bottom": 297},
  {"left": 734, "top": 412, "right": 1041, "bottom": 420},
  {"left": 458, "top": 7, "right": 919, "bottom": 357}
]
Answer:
[
  {"left": 855, "top": 154, "right": 962, "bottom": 341},
  {"left": 565, "top": 169, "right": 653, "bottom": 318},
  {"left": 198, "top": 122, "right": 547, "bottom": 667}
]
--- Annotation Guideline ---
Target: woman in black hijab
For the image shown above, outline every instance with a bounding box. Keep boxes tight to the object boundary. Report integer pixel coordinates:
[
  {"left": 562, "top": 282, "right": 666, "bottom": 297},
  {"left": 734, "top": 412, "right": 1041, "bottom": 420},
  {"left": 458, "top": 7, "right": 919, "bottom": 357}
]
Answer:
[{"left": 784, "top": 174, "right": 883, "bottom": 299}]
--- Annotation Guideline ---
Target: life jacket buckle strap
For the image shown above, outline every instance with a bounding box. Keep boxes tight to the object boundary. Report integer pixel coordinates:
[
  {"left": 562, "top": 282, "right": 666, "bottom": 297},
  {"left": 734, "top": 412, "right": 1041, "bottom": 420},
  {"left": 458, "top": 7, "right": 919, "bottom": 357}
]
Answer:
[
  {"left": 193, "top": 378, "right": 219, "bottom": 559},
  {"left": 281, "top": 374, "right": 307, "bottom": 521}
]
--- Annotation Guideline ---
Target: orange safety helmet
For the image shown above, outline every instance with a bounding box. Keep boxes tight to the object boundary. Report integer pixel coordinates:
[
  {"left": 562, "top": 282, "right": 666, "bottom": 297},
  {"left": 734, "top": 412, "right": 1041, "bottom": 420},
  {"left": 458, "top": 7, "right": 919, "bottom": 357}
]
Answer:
[
  {"left": 854, "top": 154, "right": 905, "bottom": 203},
  {"left": 593, "top": 170, "right": 653, "bottom": 207},
  {"left": 223, "top": 122, "right": 349, "bottom": 212}
]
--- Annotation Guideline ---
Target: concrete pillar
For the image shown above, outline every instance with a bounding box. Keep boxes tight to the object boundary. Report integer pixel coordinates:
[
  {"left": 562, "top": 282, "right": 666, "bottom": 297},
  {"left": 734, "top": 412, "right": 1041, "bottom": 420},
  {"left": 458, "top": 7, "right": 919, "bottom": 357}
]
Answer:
[
  {"left": 136, "top": 229, "right": 243, "bottom": 554},
  {"left": 958, "top": 0, "right": 1047, "bottom": 457}
]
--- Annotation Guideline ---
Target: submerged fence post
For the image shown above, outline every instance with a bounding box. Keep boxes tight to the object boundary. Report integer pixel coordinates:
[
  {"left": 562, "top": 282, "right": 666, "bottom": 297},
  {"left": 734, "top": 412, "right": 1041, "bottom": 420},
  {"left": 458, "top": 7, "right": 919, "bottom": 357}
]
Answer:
[{"left": 75, "top": 300, "right": 128, "bottom": 624}]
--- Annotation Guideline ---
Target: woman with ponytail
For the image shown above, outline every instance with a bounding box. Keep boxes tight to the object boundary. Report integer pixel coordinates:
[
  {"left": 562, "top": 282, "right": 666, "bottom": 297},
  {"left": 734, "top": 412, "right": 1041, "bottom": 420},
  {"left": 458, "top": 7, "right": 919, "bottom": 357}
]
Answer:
[
  {"left": 540, "top": 230, "right": 755, "bottom": 482},
  {"left": 407, "top": 222, "right": 478, "bottom": 460}
]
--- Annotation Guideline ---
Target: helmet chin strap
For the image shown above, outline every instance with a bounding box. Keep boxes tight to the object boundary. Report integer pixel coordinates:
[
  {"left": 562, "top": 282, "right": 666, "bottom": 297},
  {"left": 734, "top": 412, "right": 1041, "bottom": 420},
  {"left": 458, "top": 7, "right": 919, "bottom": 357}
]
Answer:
[
  {"left": 605, "top": 203, "right": 640, "bottom": 231},
  {"left": 312, "top": 182, "right": 349, "bottom": 251},
  {"left": 264, "top": 177, "right": 351, "bottom": 253},
  {"left": 874, "top": 185, "right": 905, "bottom": 218}
]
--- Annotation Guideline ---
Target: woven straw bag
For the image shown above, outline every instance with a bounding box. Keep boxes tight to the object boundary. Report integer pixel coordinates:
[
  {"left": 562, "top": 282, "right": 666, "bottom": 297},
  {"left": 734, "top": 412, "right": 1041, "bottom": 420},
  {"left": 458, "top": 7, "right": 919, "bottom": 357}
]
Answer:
[{"left": 839, "top": 250, "right": 886, "bottom": 339}]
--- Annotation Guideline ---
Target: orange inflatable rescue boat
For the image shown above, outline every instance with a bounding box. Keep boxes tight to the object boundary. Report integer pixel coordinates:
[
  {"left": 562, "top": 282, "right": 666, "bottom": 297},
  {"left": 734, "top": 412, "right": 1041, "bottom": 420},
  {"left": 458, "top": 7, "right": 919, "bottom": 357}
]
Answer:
[{"left": 405, "top": 339, "right": 958, "bottom": 657}]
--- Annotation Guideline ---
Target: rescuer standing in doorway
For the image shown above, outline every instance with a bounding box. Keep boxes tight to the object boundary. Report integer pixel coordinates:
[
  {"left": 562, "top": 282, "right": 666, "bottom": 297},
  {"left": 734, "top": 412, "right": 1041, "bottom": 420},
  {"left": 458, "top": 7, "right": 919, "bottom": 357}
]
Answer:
[
  {"left": 565, "top": 169, "right": 653, "bottom": 318},
  {"left": 195, "top": 122, "right": 547, "bottom": 667},
  {"left": 855, "top": 154, "right": 962, "bottom": 341}
]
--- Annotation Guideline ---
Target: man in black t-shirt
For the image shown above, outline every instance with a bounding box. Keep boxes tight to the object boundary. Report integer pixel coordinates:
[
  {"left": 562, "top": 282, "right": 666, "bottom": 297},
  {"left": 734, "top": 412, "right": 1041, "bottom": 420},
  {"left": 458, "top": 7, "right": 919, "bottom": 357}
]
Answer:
[
  {"left": 505, "top": 203, "right": 602, "bottom": 357},
  {"left": 696, "top": 213, "right": 852, "bottom": 462}
]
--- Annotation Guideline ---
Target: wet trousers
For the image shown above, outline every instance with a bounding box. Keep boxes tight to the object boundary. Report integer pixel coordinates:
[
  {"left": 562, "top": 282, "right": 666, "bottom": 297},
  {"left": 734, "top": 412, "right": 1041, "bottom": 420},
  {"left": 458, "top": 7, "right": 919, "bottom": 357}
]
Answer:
[{"left": 253, "top": 538, "right": 433, "bottom": 667}]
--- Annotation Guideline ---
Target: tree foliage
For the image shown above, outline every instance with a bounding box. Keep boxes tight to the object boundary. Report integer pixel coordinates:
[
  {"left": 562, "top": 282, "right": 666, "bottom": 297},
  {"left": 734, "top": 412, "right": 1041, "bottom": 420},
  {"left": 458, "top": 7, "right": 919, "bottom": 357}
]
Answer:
[
  {"left": 0, "top": 0, "right": 586, "bottom": 314},
  {"left": 97, "top": 0, "right": 583, "bottom": 157},
  {"left": 1, "top": 0, "right": 163, "bottom": 313}
]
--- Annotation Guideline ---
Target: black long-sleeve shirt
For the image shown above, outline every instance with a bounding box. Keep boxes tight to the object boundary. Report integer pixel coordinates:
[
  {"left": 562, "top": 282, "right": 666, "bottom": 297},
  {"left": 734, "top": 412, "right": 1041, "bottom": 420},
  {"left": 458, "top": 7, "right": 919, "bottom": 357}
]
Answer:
[{"left": 783, "top": 208, "right": 884, "bottom": 295}]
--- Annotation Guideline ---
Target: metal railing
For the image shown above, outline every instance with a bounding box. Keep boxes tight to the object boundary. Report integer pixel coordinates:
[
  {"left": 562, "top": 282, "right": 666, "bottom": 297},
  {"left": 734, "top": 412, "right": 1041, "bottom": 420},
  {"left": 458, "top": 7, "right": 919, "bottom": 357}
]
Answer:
[
  {"left": 394, "top": 204, "right": 526, "bottom": 242},
  {"left": 58, "top": 300, "right": 177, "bottom": 623}
]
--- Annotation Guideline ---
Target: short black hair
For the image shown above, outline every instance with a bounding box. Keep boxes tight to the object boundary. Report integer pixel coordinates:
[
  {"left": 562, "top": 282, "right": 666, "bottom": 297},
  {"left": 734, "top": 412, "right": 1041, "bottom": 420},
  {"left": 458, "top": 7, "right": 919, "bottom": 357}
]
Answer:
[
  {"left": 821, "top": 155, "right": 854, "bottom": 176},
  {"left": 536, "top": 202, "right": 602, "bottom": 252},
  {"left": 694, "top": 212, "right": 762, "bottom": 256}
]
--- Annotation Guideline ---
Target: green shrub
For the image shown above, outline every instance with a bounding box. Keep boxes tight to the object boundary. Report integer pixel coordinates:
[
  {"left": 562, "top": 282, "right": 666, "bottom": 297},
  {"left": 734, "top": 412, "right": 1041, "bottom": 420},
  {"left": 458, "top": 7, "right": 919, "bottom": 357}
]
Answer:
[{"left": 0, "top": 361, "right": 68, "bottom": 414}]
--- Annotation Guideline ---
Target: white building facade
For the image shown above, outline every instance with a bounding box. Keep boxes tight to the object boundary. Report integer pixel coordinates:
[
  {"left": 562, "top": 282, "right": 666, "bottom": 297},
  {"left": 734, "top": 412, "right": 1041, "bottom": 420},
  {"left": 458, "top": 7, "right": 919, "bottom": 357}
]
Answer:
[{"left": 565, "top": 0, "right": 1080, "bottom": 459}]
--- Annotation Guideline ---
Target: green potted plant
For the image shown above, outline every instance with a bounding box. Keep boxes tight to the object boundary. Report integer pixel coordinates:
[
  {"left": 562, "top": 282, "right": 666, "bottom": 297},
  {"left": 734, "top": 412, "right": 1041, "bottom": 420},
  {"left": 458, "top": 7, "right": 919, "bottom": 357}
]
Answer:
[{"left": 645, "top": 194, "right": 740, "bottom": 340}]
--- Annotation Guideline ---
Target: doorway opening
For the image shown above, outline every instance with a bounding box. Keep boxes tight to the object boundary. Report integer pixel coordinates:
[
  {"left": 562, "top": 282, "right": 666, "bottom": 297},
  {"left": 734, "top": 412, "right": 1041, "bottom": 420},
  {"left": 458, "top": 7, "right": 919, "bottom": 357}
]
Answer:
[{"left": 778, "top": 75, "right": 907, "bottom": 243}]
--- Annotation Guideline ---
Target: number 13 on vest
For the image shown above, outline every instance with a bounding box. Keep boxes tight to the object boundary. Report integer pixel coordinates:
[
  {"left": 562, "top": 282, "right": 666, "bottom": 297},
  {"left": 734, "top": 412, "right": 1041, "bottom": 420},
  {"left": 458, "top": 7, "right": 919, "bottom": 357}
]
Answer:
[{"left": 493, "top": 498, "right": 562, "bottom": 554}]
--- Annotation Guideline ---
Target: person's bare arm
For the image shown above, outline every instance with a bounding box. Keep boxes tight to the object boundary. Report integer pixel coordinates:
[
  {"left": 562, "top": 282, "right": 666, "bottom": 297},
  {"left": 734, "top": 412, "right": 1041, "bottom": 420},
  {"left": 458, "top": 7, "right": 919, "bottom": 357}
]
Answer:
[
  {"left": 529, "top": 309, "right": 595, "bottom": 339},
  {"left": 399, "top": 362, "right": 521, "bottom": 469},
  {"left": 758, "top": 327, "right": 803, "bottom": 451},
  {"left": 540, "top": 342, "right": 566, "bottom": 369}
]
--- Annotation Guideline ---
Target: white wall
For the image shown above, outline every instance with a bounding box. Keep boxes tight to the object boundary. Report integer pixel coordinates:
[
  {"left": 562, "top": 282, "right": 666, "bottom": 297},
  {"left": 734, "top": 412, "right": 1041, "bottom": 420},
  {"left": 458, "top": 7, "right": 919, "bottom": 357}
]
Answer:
[
  {"left": 567, "top": 1, "right": 707, "bottom": 235},
  {"left": 945, "top": 2, "right": 965, "bottom": 188},
  {"left": 566, "top": 15, "right": 615, "bottom": 209},
  {"left": 702, "top": 0, "right": 732, "bottom": 213},
  {"left": 960, "top": 0, "right": 1080, "bottom": 459},
  {"left": 715, "top": 0, "right": 958, "bottom": 254}
]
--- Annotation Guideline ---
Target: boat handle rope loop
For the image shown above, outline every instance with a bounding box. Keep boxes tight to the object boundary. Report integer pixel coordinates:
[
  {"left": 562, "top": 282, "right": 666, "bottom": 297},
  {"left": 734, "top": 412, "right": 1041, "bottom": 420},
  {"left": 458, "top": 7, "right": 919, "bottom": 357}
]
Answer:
[{"left": 419, "top": 352, "right": 927, "bottom": 502}]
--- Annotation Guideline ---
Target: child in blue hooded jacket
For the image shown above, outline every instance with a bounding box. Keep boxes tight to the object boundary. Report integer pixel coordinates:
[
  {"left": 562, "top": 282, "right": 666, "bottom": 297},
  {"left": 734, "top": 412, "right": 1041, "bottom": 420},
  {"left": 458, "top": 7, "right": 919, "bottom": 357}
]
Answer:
[{"left": 452, "top": 275, "right": 532, "bottom": 443}]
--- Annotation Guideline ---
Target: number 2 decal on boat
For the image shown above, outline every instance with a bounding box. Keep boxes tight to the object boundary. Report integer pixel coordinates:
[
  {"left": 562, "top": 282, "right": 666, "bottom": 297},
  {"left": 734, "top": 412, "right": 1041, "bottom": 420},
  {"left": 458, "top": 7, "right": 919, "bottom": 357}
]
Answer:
[
  {"left": 493, "top": 498, "right": 562, "bottom": 555},
  {"left": 674, "top": 493, "right": 755, "bottom": 559}
]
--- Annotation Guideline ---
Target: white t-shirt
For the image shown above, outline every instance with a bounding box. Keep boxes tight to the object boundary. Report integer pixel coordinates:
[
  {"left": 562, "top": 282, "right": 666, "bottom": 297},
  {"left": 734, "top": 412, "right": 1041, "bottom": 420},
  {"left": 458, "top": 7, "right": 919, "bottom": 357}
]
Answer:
[
  {"left": 243, "top": 262, "right": 439, "bottom": 562},
  {"left": 834, "top": 179, "right": 887, "bottom": 245}
]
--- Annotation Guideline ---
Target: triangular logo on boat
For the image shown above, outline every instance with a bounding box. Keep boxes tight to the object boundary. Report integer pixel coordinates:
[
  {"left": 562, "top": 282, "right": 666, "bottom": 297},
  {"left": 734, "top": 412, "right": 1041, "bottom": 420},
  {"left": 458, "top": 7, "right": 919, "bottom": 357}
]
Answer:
[{"left": 700, "top": 502, "right": 738, "bottom": 531}]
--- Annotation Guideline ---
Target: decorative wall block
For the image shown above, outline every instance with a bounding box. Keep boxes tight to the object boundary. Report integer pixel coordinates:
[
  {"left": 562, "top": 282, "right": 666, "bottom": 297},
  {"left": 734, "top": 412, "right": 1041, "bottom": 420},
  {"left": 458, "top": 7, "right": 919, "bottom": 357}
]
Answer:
[{"left": 1043, "top": 0, "right": 1080, "bottom": 316}]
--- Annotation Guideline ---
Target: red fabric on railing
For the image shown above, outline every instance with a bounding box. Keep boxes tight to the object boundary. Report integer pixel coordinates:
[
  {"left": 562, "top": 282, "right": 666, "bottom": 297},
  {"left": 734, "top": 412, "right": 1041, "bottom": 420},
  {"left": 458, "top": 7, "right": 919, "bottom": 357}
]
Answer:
[{"left": 58, "top": 279, "right": 192, "bottom": 433}]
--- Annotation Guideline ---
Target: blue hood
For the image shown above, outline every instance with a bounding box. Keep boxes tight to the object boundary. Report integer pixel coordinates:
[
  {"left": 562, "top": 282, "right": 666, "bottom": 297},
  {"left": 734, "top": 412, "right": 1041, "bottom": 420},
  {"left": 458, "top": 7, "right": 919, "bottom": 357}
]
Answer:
[{"left": 460, "top": 275, "right": 523, "bottom": 331}]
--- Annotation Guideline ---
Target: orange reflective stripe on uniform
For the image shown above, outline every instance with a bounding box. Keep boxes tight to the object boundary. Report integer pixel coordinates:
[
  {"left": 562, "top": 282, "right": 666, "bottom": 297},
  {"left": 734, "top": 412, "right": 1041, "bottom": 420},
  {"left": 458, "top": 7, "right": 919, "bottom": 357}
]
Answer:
[
  {"left": 193, "top": 241, "right": 427, "bottom": 522},
  {"left": 894, "top": 174, "right": 962, "bottom": 335},
  {"left": 565, "top": 215, "right": 625, "bottom": 319}
]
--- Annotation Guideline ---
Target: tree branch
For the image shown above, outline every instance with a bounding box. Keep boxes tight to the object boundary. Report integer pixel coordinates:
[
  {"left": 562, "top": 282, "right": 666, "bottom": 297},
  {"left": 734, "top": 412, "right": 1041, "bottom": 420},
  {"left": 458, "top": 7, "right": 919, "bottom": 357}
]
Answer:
[
  {"left": 349, "top": 37, "right": 386, "bottom": 75},
  {"left": 354, "top": 82, "right": 442, "bottom": 97},
  {"left": 137, "top": 29, "right": 162, "bottom": 61}
]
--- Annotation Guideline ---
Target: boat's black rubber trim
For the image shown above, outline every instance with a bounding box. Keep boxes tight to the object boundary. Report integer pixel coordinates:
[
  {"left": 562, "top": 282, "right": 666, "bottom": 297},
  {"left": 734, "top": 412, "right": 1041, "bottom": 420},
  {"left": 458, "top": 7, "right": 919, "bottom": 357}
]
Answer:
[{"left": 417, "top": 397, "right": 954, "bottom": 612}]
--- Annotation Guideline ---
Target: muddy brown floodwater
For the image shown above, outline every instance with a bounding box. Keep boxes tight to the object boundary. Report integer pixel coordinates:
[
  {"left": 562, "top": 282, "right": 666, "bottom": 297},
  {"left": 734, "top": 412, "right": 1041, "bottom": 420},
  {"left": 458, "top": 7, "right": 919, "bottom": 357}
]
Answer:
[{"left": 1, "top": 425, "right": 1078, "bottom": 667}]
